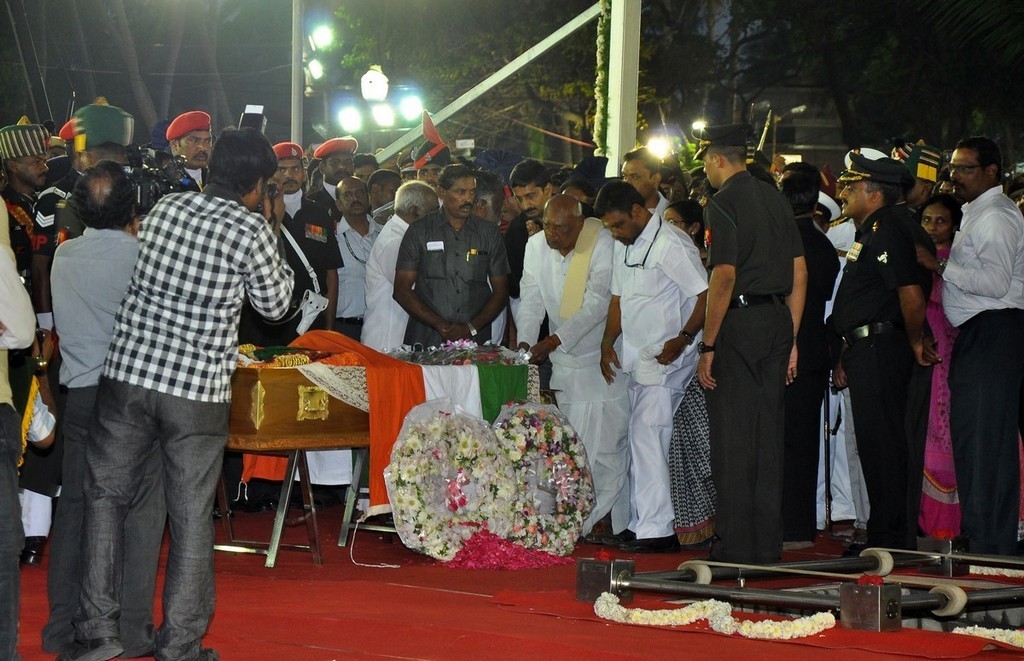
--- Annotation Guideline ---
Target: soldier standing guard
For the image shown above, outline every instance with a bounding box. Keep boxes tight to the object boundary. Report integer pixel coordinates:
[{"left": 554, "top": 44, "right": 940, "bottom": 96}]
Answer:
[{"left": 695, "top": 123, "right": 807, "bottom": 565}]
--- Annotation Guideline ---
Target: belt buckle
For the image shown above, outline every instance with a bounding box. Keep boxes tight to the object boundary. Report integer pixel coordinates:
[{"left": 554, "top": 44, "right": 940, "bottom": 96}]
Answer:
[{"left": 736, "top": 294, "right": 749, "bottom": 308}]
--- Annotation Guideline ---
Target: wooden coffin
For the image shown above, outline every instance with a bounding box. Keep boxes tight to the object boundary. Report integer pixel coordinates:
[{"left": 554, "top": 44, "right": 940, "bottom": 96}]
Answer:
[{"left": 229, "top": 366, "right": 370, "bottom": 449}]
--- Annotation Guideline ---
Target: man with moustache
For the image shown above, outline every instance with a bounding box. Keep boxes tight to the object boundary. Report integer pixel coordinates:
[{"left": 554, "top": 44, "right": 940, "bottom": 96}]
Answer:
[
  {"left": 395, "top": 164, "right": 510, "bottom": 347},
  {"left": 919, "top": 136, "right": 1024, "bottom": 555},
  {"left": 166, "top": 110, "right": 212, "bottom": 191},
  {"left": 622, "top": 147, "right": 669, "bottom": 217},
  {"left": 831, "top": 153, "right": 938, "bottom": 551},
  {"left": 1, "top": 117, "right": 49, "bottom": 282},
  {"left": 507, "top": 160, "right": 557, "bottom": 314},
  {"left": 309, "top": 137, "right": 358, "bottom": 222},
  {"left": 597, "top": 181, "right": 708, "bottom": 553},
  {"left": 239, "top": 142, "right": 341, "bottom": 345},
  {"left": 334, "top": 176, "right": 380, "bottom": 341}
]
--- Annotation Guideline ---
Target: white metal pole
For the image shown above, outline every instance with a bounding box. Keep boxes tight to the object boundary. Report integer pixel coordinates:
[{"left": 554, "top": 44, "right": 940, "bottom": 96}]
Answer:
[
  {"left": 603, "top": 0, "right": 641, "bottom": 177},
  {"left": 291, "top": 0, "right": 304, "bottom": 144}
]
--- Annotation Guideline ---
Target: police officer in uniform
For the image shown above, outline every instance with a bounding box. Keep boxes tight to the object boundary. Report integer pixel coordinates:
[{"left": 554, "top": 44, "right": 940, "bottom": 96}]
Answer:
[
  {"left": 831, "top": 153, "right": 938, "bottom": 551},
  {"left": 695, "top": 123, "right": 807, "bottom": 565}
]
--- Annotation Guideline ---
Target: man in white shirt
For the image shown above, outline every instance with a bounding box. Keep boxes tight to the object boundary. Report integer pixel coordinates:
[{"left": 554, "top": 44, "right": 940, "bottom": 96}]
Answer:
[
  {"left": 597, "top": 181, "right": 708, "bottom": 553},
  {"left": 362, "top": 181, "right": 439, "bottom": 351},
  {"left": 335, "top": 176, "right": 381, "bottom": 341},
  {"left": 516, "top": 195, "right": 630, "bottom": 537},
  {"left": 920, "top": 136, "right": 1024, "bottom": 555}
]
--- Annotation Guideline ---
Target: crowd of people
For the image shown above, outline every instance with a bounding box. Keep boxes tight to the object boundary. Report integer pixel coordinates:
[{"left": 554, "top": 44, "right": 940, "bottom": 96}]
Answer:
[{"left": 2, "top": 95, "right": 1023, "bottom": 660}]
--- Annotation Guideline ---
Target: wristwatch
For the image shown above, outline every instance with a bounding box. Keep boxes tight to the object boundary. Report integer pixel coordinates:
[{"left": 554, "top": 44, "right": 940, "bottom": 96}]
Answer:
[
  {"left": 466, "top": 321, "right": 478, "bottom": 337},
  {"left": 697, "top": 341, "right": 716, "bottom": 354},
  {"left": 937, "top": 258, "right": 948, "bottom": 276}
]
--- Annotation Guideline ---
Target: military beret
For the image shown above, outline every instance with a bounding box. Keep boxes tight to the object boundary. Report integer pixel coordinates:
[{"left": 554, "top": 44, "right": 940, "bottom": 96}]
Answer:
[
  {"left": 412, "top": 140, "right": 450, "bottom": 170},
  {"left": 903, "top": 143, "right": 943, "bottom": 183},
  {"left": 313, "top": 137, "right": 358, "bottom": 159},
  {"left": 0, "top": 116, "right": 49, "bottom": 160},
  {"left": 692, "top": 123, "right": 753, "bottom": 160},
  {"left": 838, "top": 152, "right": 912, "bottom": 186},
  {"left": 58, "top": 120, "right": 76, "bottom": 142},
  {"left": 273, "top": 141, "right": 304, "bottom": 160},
  {"left": 166, "top": 111, "right": 212, "bottom": 141},
  {"left": 72, "top": 100, "right": 134, "bottom": 151}
]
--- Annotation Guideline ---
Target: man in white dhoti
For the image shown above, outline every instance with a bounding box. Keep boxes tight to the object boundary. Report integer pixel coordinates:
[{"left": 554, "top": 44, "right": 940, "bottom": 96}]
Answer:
[
  {"left": 516, "top": 195, "right": 630, "bottom": 538},
  {"left": 596, "top": 182, "right": 708, "bottom": 553}
]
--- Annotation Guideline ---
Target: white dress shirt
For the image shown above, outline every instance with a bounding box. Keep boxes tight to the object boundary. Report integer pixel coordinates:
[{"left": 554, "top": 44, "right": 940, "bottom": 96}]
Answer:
[
  {"left": 610, "top": 215, "right": 708, "bottom": 373},
  {"left": 335, "top": 216, "right": 380, "bottom": 318},
  {"left": 516, "top": 226, "right": 615, "bottom": 367},
  {"left": 362, "top": 215, "right": 411, "bottom": 351},
  {"left": 943, "top": 186, "right": 1024, "bottom": 327}
]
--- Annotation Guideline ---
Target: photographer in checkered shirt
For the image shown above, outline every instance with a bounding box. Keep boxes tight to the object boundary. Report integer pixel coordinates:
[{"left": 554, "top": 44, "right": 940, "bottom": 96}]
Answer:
[{"left": 65, "top": 128, "right": 294, "bottom": 661}]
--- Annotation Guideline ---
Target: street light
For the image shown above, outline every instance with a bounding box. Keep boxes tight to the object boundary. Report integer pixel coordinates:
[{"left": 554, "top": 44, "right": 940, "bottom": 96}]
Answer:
[
  {"left": 371, "top": 103, "right": 396, "bottom": 128},
  {"left": 398, "top": 95, "right": 424, "bottom": 123},
  {"left": 361, "top": 65, "right": 389, "bottom": 103},
  {"left": 691, "top": 120, "right": 707, "bottom": 133},
  {"left": 310, "top": 25, "right": 334, "bottom": 50},
  {"left": 646, "top": 136, "right": 672, "bottom": 160},
  {"left": 338, "top": 106, "right": 362, "bottom": 133},
  {"left": 307, "top": 58, "right": 324, "bottom": 81}
]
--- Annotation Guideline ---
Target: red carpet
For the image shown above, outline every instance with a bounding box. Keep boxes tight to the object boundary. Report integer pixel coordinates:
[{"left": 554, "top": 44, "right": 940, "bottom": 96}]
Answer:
[{"left": 14, "top": 510, "right": 1023, "bottom": 659}]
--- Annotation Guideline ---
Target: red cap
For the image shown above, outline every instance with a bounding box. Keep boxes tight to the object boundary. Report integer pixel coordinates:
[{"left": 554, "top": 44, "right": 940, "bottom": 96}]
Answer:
[
  {"left": 313, "top": 136, "right": 358, "bottom": 159},
  {"left": 166, "top": 111, "right": 212, "bottom": 141},
  {"left": 273, "top": 142, "right": 304, "bottom": 160},
  {"left": 58, "top": 120, "right": 76, "bottom": 142}
]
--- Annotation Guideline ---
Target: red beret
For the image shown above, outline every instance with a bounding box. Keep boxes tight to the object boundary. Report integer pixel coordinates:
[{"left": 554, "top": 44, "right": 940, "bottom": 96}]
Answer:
[
  {"left": 273, "top": 142, "right": 304, "bottom": 160},
  {"left": 58, "top": 120, "right": 76, "bottom": 142},
  {"left": 313, "top": 136, "right": 358, "bottom": 159},
  {"left": 166, "top": 111, "right": 212, "bottom": 141}
]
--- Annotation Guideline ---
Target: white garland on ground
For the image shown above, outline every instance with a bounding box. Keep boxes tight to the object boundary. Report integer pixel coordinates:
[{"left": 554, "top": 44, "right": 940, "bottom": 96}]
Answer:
[
  {"left": 594, "top": 593, "right": 837, "bottom": 640},
  {"left": 953, "top": 625, "right": 1024, "bottom": 648},
  {"left": 969, "top": 565, "right": 1024, "bottom": 578}
]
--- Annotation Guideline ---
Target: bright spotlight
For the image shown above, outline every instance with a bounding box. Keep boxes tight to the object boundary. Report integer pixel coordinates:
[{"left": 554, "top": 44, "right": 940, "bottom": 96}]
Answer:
[
  {"left": 646, "top": 137, "right": 672, "bottom": 160},
  {"left": 398, "top": 96, "right": 423, "bottom": 122},
  {"left": 311, "top": 25, "right": 334, "bottom": 50},
  {"left": 338, "top": 106, "right": 362, "bottom": 134},
  {"left": 371, "top": 104, "right": 396, "bottom": 128},
  {"left": 691, "top": 120, "right": 707, "bottom": 133},
  {"left": 307, "top": 59, "right": 324, "bottom": 81}
]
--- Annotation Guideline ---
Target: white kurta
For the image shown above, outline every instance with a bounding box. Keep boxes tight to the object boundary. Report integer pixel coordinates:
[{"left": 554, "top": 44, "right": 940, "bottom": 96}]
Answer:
[
  {"left": 363, "top": 216, "right": 411, "bottom": 351},
  {"left": 610, "top": 216, "right": 708, "bottom": 538},
  {"left": 335, "top": 216, "right": 380, "bottom": 318},
  {"left": 516, "top": 225, "right": 630, "bottom": 533}
]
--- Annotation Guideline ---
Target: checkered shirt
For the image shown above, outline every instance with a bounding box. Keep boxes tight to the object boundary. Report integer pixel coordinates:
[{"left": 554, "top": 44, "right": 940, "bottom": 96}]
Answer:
[{"left": 103, "top": 188, "right": 294, "bottom": 402}]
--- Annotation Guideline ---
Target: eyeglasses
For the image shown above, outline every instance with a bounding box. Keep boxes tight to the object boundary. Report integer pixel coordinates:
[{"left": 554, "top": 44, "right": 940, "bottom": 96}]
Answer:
[
  {"left": 623, "top": 217, "right": 661, "bottom": 269},
  {"left": 948, "top": 164, "right": 982, "bottom": 175}
]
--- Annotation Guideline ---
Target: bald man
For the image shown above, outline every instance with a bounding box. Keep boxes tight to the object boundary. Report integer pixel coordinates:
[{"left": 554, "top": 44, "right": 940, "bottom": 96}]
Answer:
[{"left": 515, "top": 195, "right": 630, "bottom": 537}]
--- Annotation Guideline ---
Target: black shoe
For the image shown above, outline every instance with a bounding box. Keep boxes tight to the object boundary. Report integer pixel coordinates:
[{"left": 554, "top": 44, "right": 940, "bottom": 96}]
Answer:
[
  {"left": 843, "top": 542, "right": 868, "bottom": 557},
  {"left": 620, "top": 534, "right": 682, "bottom": 554},
  {"left": 588, "top": 529, "right": 636, "bottom": 546},
  {"left": 55, "top": 636, "right": 124, "bottom": 661},
  {"left": 20, "top": 535, "right": 45, "bottom": 566}
]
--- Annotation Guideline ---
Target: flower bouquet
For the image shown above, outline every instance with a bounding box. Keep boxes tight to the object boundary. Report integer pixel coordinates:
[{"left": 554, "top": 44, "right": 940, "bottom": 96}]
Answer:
[
  {"left": 390, "top": 339, "right": 528, "bottom": 366},
  {"left": 493, "top": 403, "right": 594, "bottom": 556},
  {"left": 384, "top": 399, "right": 516, "bottom": 561}
]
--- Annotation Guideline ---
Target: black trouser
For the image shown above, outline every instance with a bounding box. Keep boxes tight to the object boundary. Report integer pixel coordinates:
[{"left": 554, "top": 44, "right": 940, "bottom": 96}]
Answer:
[
  {"left": 844, "top": 331, "right": 915, "bottom": 549},
  {"left": 782, "top": 368, "right": 828, "bottom": 542},
  {"left": 903, "top": 361, "right": 932, "bottom": 547},
  {"left": 950, "top": 308, "right": 1024, "bottom": 555},
  {"left": 707, "top": 303, "right": 792, "bottom": 564}
]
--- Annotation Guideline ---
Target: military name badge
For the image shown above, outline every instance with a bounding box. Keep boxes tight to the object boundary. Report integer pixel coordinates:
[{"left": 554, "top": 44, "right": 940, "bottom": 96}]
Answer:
[
  {"left": 305, "top": 224, "right": 327, "bottom": 243},
  {"left": 846, "top": 241, "right": 863, "bottom": 262},
  {"left": 704, "top": 227, "right": 712, "bottom": 247}
]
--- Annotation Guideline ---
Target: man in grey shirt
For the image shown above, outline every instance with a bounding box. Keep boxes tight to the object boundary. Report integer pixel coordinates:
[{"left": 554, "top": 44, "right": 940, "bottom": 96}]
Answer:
[
  {"left": 394, "top": 164, "right": 510, "bottom": 346},
  {"left": 46, "top": 161, "right": 166, "bottom": 658}
]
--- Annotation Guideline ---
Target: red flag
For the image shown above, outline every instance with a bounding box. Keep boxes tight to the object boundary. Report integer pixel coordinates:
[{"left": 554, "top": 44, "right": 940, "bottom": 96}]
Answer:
[{"left": 422, "top": 111, "right": 444, "bottom": 146}]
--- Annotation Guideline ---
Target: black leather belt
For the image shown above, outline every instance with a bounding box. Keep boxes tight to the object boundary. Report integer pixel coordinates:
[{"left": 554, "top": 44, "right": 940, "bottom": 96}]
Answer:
[
  {"left": 337, "top": 317, "right": 363, "bottom": 326},
  {"left": 844, "top": 321, "right": 901, "bottom": 346},
  {"left": 729, "top": 294, "right": 785, "bottom": 309}
]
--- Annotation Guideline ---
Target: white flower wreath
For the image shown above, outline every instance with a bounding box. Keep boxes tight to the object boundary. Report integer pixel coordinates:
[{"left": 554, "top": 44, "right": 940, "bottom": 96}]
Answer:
[
  {"left": 493, "top": 403, "right": 594, "bottom": 556},
  {"left": 384, "top": 401, "right": 516, "bottom": 561}
]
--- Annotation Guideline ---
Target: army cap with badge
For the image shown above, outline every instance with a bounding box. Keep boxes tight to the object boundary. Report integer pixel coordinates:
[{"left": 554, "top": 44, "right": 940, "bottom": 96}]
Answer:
[{"left": 692, "top": 123, "right": 753, "bottom": 160}]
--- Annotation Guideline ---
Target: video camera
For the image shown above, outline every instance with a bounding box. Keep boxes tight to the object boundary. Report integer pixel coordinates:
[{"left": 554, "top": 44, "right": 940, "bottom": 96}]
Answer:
[{"left": 124, "top": 145, "right": 191, "bottom": 215}]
